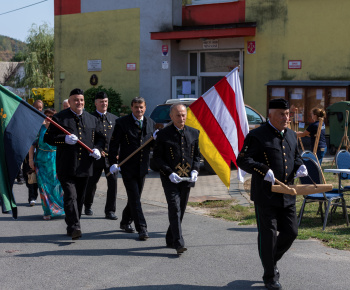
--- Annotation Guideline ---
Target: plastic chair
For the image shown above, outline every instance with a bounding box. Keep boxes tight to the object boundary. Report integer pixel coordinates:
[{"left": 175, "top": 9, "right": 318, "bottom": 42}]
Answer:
[
  {"left": 298, "top": 157, "right": 349, "bottom": 231},
  {"left": 335, "top": 149, "right": 350, "bottom": 192},
  {"left": 301, "top": 150, "right": 318, "bottom": 163}
]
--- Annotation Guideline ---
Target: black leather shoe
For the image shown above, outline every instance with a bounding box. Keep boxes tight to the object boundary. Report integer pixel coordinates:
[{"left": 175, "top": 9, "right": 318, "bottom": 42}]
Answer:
[
  {"left": 85, "top": 207, "right": 93, "bottom": 216},
  {"left": 105, "top": 213, "right": 118, "bottom": 220},
  {"left": 120, "top": 224, "right": 135, "bottom": 233},
  {"left": 139, "top": 229, "right": 149, "bottom": 241},
  {"left": 71, "top": 229, "right": 82, "bottom": 240},
  {"left": 265, "top": 281, "right": 282, "bottom": 290},
  {"left": 176, "top": 246, "right": 187, "bottom": 255}
]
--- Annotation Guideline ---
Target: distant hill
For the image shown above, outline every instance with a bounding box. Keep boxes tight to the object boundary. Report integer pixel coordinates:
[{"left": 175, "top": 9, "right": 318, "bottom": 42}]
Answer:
[{"left": 0, "top": 35, "right": 26, "bottom": 61}]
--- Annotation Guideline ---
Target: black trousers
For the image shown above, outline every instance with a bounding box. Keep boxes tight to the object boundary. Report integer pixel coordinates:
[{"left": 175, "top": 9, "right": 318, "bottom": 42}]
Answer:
[
  {"left": 24, "top": 174, "right": 39, "bottom": 202},
  {"left": 120, "top": 175, "right": 147, "bottom": 232},
  {"left": 254, "top": 203, "right": 298, "bottom": 283},
  {"left": 84, "top": 158, "right": 117, "bottom": 214},
  {"left": 161, "top": 177, "right": 191, "bottom": 249},
  {"left": 59, "top": 176, "right": 89, "bottom": 233},
  {"left": 22, "top": 158, "right": 38, "bottom": 203},
  {"left": 16, "top": 166, "right": 24, "bottom": 181}
]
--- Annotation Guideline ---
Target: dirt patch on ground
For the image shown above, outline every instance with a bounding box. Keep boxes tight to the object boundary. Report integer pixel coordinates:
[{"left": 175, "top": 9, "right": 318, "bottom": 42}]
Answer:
[{"left": 186, "top": 206, "right": 213, "bottom": 216}]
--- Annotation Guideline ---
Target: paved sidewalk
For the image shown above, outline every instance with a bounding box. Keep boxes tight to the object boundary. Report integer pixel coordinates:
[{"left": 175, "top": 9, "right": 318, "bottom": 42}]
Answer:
[{"left": 95, "top": 167, "right": 251, "bottom": 212}]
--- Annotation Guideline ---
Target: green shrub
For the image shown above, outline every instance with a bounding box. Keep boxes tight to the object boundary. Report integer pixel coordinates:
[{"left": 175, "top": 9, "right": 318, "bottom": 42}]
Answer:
[{"left": 84, "top": 86, "right": 130, "bottom": 117}]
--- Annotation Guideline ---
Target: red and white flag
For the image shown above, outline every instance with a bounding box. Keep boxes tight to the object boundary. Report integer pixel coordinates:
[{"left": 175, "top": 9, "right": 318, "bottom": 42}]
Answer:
[{"left": 186, "top": 67, "right": 249, "bottom": 188}]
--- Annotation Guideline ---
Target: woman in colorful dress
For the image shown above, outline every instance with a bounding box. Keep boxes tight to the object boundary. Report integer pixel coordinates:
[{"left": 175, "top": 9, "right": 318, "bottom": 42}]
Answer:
[{"left": 29, "top": 108, "right": 65, "bottom": 220}]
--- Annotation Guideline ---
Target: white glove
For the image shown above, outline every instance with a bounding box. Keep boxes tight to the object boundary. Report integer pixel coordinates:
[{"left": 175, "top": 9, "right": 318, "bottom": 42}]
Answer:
[
  {"left": 65, "top": 134, "right": 78, "bottom": 145},
  {"left": 264, "top": 169, "right": 275, "bottom": 185},
  {"left": 190, "top": 170, "right": 198, "bottom": 182},
  {"left": 89, "top": 148, "right": 101, "bottom": 160},
  {"left": 295, "top": 165, "right": 308, "bottom": 178},
  {"left": 110, "top": 164, "right": 121, "bottom": 174},
  {"left": 153, "top": 129, "right": 159, "bottom": 140},
  {"left": 169, "top": 172, "right": 182, "bottom": 183}
]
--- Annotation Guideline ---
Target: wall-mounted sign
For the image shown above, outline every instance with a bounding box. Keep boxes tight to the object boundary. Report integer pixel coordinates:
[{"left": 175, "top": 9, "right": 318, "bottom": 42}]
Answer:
[
  {"left": 88, "top": 59, "right": 102, "bottom": 72},
  {"left": 162, "top": 61, "right": 169, "bottom": 69},
  {"left": 162, "top": 45, "right": 168, "bottom": 56},
  {"left": 203, "top": 39, "right": 218, "bottom": 49},
  {"left": 288, "top": 60, "right": 302, "bottom": 69},
  {"left": 126, "top": 63, "right": 136, "bottom": 71},
  {"left": 247, "top": 41, "right": 256, "bottom": 54}
]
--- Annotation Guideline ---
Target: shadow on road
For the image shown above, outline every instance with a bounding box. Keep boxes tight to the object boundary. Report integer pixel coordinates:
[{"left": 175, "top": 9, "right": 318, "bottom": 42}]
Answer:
[
  {"left": 227, "top": 227, "right": 258, "bottom": 233},
  {"left": 103, "top": 280, "right": 265, "bottom": 289}
]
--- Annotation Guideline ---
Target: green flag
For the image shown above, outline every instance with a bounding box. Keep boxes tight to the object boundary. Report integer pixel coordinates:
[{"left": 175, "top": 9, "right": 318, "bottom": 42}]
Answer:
[{"left": 0, "top": 85, "right": 45, "bottom": 218}]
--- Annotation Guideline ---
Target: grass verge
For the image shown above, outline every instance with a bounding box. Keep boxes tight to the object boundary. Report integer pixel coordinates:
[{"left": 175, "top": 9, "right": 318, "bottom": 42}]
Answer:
[
  {"left": 188, "top": 161, "right": 350, "bottom": 251},
  {"left": 188, "top": 200, "right": 256, "bottom": 226}
]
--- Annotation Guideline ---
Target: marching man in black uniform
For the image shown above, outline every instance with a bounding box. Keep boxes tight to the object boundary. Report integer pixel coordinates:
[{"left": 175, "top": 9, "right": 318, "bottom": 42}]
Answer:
[
  {"left": 237, "top": 98, "right": 307, "bottom": 290},
  {"left": 108, "top": 97, "right": 157, "bottom": 241},
  {"left": 44, "top": 88, "right": 104, "bottom": 240},
  {"left": 153, "top": 103, "right": 201, "bottom": 255},
  {"left": 84, "top": 92, "right": 118, "bottom": 220}
]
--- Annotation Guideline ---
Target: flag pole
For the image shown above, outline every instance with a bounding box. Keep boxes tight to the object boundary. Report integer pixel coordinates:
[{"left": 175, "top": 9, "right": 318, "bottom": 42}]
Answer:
[
  {"left": 19, "top": 99, "right": 93, "bottom": 153},
  {"left": 105, "top": 136, "right": 154, "bottom": 177},
  {"left": 105, "top": 121, "right": 173, "bottom": 177}
]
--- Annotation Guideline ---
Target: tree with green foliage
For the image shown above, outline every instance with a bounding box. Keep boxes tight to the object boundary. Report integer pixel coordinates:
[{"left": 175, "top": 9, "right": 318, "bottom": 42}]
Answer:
[
  {"left": 84, "top": 86, "right": 131, "bottom": 117},
  {"left": 0, "top": 35, "right": 26, "bottom": 61},
  {"left": 21, "top": 23, "right": 54, "bottom": 90},
  {"left": 11, "top": 51, "right": 27, "bottom": 62}
]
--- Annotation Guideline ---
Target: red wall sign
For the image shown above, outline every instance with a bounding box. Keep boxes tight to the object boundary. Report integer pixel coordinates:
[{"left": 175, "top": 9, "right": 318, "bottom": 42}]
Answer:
[
  {"left": 126, "top": 63, "right": 136, "bottom": 71},
  {"left": 162, "top": 45, "right": 168, "bottom": 56},
  {"left": 247, "top": 41, "right": 255, "bottom": 54},
  {"left": 288, "top": 60, "right": 302, "bottom": 69}
]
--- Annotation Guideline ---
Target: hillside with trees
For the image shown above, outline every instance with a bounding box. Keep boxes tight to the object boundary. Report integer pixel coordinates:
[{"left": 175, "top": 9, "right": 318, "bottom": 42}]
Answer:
[{"left": 0, "top": 35, "right": 27, "bottom": 61}]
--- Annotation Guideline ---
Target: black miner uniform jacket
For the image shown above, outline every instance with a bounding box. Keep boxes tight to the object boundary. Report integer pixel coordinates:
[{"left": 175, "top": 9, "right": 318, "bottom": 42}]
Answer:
[
  {"left": 153, "top": 124, "right": 201, "bottom": 188},
  {"left": 236, "top": 123, "right": 303, "bottom": 207},
  {"left": 108, "top": 114, "right": 155, "bottom": 177},
  {"left": 90, "top": 111, "right": 118, "bottom": 167},
  {"left": 44, "top": 109, "right": 105, "bottom": 177}
]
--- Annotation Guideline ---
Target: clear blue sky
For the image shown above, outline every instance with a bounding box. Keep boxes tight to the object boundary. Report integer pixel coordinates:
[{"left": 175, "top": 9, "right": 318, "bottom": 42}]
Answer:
[{"left": 0, "top": 0, "right": 54, "bottom": 42}]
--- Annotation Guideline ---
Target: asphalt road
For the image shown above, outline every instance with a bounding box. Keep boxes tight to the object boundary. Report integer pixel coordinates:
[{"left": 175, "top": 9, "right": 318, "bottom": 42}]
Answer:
[{"left": 1, "top": 181, "right": 350, "bottom": 290}]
